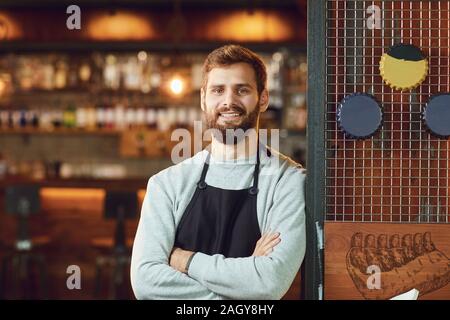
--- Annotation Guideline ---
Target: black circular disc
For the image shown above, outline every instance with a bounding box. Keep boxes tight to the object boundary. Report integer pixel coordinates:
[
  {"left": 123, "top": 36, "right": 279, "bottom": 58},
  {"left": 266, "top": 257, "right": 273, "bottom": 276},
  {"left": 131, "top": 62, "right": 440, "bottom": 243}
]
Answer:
[
  {"left": 387, "top": 43, "right": 425, "bottom": 61},
  {"left": 337, "top": 93, "right": 383, "bottom": 139},
  {"left": 423, "top": 93, "right": 450, "bottom": 138}
]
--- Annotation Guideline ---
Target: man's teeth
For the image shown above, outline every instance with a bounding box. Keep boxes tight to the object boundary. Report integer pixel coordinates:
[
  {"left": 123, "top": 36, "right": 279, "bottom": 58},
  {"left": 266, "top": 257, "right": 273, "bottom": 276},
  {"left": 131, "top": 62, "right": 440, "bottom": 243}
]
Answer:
[{"left": 220, "top": 113, "right": 240, "bottom": 118}]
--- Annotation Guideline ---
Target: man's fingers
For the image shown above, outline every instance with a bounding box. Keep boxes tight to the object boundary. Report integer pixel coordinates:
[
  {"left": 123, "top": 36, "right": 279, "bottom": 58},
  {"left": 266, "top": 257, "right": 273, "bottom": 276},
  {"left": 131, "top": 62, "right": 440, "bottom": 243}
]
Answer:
[
  {"left": 259, "top": 230, "right": 271, "bottom": 242},
  {"left": 260, "top": 232, "right": 280, "bottom": 245},
  {"left": 261, "top": 237, "right": 281, "bottom": 252},
  {"left": 253, "top": 232, "right": 280, "bottom": 257}
]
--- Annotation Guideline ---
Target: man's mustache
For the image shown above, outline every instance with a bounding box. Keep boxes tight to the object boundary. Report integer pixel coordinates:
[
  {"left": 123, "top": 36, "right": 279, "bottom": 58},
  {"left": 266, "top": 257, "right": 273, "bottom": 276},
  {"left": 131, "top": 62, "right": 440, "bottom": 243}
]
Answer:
[{"left": 215, "top": 105, "right": 246, "bottom": 116}]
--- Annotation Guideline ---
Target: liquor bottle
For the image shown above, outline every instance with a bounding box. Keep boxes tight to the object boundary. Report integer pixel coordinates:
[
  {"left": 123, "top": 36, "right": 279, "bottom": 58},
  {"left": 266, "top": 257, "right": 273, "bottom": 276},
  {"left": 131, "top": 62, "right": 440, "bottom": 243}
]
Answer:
[
  {"left": 146, "top": 108, "right": 156, "bottom": 129},
  {"left": 18, "top": 58, "right": 33, "bottom": 91},
  {"left": 104, "top": 54, "right": 120, "bottom": 90},
  {"left": 78, "top": 62, "right": 92, "bottom": 83},
  {"left": 114, "top": 102, "right": 125, "bottom": 130},
  {"left": 140, "top": 55, "right": 152, "bottom": 94},
  {"left": 68, "top": 61, "right": 79, "bottom": 88},
  {"left": 76, "top": 105, "right": 87, "bottom": 129},
  {"left": 0, "top": 152, "right": 7, "bottom": 178},
  {"left": 167, "top": 108, "right": 177, "bottom": 129},
  {"left": 0, "top": 110, "right": 8, "bottom": 129},
  {"left": 63, "top": 104, "right": 76, "bottom": 128},
  {"left": 156, "top": 108, "right": 169, "bottom": 131},
  {"left": 123, "top": 56, "right": 141, "bottom": 90},
  {"left": 96, "top": 106, "right": 106, "bottom": 129},
  {"left": 24, "top": 109, "right": 35, "bottom": 128},
  {"left": 86, "top": 104, "right": 97, "bottom": 130},
  {"left": 52, "top": 109, "right": 63, "bottom": 129},
  {"left": 55, "top": 60, "right": 68, "bottom": 89},
  {"left": 105, "top": 106, "right": 115, "bottom": 129},
  {"left": 135, "top": 107, "right": 146, "bottom": 128},
  {"left": 19, "top": 110, "right": 27, "bottom": 128},
  {"left": 42, "top": 58, "right": 55, "bottom": 90},
  {"left": 12, "top": 110, "right": 21, "bottom": 129},
  {"left": 31, "top": 110, "right": 39, "bottom": 128},
  {"left": 8, "top": 110, "right": 14, "bottom": 128},
  {"left": 40, "top": 109, "right": 52, "bottom": 131},
  {"left": 177, "top": 107, "right": 188, "bottom": 128},
  {"left": 188, "top": 108, "right": 199, "bottom": 128},
  {"left": 125, "top": 107, "right": 137, "bottom": 129}
]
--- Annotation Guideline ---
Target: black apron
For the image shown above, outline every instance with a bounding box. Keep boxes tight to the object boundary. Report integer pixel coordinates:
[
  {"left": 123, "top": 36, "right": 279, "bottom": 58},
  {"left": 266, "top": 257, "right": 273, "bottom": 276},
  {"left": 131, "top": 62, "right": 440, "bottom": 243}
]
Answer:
[{"left": 174, "top": 148, "right": 262, "bottom": 258}]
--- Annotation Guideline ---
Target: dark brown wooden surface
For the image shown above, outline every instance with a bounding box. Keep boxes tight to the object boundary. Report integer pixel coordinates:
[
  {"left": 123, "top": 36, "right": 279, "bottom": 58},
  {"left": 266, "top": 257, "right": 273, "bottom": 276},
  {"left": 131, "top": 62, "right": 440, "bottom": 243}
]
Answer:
[{"left": 325, "top": 222, "right": 450, "bottom": 300}]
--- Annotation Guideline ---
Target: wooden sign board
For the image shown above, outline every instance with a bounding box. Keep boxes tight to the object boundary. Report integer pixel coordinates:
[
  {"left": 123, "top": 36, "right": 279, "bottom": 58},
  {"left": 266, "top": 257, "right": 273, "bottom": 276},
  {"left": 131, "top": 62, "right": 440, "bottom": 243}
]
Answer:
[{"left": 325, "top": 222, "right": 450, "bottom": 300}]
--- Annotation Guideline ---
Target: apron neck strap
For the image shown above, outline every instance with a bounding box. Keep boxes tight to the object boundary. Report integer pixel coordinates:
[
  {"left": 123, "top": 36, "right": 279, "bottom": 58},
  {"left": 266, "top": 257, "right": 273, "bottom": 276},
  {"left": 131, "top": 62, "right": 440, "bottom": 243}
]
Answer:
[{"left": 198, "top": 145, "right": 261, "bottom": 192}]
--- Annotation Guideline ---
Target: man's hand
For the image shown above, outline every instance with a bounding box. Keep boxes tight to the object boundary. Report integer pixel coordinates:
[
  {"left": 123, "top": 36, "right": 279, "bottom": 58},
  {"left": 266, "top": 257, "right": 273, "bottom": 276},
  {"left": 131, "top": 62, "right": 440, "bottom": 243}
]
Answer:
[
  {"left": 252, "top": 232, "right": 281, "bottom": 257},
  {"left": 169, "top": 247, "right": 195, "bottom": 273}
]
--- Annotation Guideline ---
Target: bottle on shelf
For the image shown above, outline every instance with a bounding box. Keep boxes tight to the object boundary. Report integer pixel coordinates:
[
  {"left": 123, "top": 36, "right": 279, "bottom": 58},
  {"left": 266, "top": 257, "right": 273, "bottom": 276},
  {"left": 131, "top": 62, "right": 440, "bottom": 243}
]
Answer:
[
  {"left": 76, "top": 104, "right": 87, "bottom": 129},
  {"left": 146, "top": 108, "right": 157, "bottom": 129},
  {"left": 0, "top": 110, "right": 8, "bottom": 129},
  {"left": 52, "top": 108, "right": 64, "bottom": 129},
  {"left": 103, "top": 54, "right": 120, "bottom": 90},
  {"left": 42, "top": 58, "right": 55, "bottom": 90},
  {"left": 63, "top": 103, "right": 77, "bottom": 128},
  {"left": 19, "top": 109, "right": 27, "bottom": 128},
  {"left": 0, "top": 152, "right": 7, "bottom": 179},
  {"left": 125, "top": 106, "right": 137, "bottom": 129},
  {"left": 96, "top": 105, "right": 106, "bottom": 129},
  {"left": 40, "top": 109, "right": 53, "bottom": 131},
  {"left": 114, "top": 101, "right": 126, "bottom": 130},
  {"left": 135, "top": 107, "right": 146, "bottom": 128},
  {"left": 54, "top": 60, "right": 68, "bottom": 89},
  {"left": 105, "top": 106, "right": 115, "bottom": 130},
  {"left": 86, "top": 104, "right": 97, "bottom": 130},
  {"left": 31, "top": 110, "right": 39, "bottom": 128}
]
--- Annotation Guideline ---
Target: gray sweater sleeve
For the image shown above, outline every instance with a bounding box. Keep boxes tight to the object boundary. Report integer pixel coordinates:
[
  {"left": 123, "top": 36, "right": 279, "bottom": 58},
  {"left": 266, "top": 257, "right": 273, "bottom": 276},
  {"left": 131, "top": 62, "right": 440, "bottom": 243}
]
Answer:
[
  {"left": 187, "top": 168, "right": 306, "bottom": 300},
  {"left": 130, "top": 176, "right": 226, "bottom": 300}
]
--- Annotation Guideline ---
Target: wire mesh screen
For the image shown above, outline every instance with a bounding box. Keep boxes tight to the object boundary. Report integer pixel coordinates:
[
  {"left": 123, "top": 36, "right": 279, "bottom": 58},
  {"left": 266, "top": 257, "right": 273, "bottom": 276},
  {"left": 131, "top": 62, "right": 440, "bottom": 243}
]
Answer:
[{"left": 325, "top": 0, "right": 450, "bottom": 223}]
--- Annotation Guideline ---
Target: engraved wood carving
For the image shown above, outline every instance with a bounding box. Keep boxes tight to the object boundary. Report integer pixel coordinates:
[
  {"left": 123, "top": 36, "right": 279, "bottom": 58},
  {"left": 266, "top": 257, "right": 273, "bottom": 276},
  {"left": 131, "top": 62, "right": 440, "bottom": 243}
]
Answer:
[
  {"left": 347, "top": 231, "right": 449, "bottom": 299},
  {"left": 325, "top": 223, "right": 450, "bottom": 300}
]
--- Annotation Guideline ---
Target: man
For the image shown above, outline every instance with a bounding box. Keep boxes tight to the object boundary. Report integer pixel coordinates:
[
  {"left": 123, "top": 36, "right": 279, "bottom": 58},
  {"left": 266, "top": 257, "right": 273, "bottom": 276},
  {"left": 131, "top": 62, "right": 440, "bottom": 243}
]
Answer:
[{"left": 130, "top": 45, "right": 306, "bottom": 299}]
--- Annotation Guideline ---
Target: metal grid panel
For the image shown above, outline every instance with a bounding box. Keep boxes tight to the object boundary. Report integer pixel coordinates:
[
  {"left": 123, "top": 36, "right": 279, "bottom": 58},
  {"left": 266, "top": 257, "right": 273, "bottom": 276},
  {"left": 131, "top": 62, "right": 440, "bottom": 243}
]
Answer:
[{"left": 325, "top": 0, "right": 450, "bottom": 223}]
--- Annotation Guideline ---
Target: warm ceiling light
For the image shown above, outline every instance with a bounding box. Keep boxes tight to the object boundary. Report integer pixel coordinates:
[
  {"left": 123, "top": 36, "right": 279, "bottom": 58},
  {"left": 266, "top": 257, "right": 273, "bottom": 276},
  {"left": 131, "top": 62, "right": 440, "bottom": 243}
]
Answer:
[
  {"left": 0, "top": 12, "right": 23, "bottom": 39},
  {"left": 0, "top": 79, "right": 5, "bottom": 96},
  {"left": 214, "top": 10, "right": 292, "bottom": 41},
  {"left": 86, "top": 11, "right": 155, "bottom": 40},
  {"left": 169, "top": 76, "right": 184, "bottom": 96}
]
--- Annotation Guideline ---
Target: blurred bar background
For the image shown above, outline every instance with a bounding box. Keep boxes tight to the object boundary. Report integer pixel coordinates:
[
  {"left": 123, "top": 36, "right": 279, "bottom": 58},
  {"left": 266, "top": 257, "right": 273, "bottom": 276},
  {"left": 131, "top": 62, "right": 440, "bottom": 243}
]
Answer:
[{"left": 0, "top": 0, "right": 307, "bottom": 299}]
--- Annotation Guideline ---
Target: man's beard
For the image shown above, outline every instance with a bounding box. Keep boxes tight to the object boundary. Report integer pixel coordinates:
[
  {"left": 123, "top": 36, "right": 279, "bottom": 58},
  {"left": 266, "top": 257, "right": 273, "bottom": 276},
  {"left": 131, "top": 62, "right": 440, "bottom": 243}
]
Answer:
[{"left": 203, "top": 100, "right": 260, "bottom": 145}]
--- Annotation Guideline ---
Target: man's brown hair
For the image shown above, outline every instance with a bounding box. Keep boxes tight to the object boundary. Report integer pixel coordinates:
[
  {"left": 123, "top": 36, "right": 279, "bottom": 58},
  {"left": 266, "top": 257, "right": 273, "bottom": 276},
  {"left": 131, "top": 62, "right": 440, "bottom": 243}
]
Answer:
[{"left": 202, "top": 44, "right": 267, "bottom": 95}]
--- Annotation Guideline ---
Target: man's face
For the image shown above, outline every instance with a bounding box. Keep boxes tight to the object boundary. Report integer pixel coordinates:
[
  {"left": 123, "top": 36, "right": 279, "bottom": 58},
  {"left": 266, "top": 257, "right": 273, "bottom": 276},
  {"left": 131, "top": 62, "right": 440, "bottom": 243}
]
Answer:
[{"left": 201, "top": 62, "right": 268, "bottom": 143}]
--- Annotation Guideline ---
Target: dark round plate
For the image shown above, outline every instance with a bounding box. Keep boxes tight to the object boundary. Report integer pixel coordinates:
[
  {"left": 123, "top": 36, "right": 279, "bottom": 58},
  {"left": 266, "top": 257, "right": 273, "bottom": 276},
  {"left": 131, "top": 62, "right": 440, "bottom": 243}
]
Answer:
[
  {"left": 337, "top": 93, "right": 383, "bottom": 139},
  {"left": 423, "top": 93, "right": 450, "bottom": 138}
]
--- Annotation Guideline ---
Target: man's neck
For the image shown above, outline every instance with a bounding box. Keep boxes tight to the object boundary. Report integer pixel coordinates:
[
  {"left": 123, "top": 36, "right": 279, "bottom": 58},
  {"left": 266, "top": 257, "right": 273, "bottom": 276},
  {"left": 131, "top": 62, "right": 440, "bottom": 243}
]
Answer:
[{"left": 210, "top": 132, "right": 259, "bottom": 161}]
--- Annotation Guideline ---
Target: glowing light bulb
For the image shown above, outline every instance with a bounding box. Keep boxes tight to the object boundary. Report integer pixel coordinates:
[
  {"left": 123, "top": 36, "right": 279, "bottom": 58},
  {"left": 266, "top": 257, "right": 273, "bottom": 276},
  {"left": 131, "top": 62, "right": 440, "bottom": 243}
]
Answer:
[{"left": 169, "top": 77, "right": 184, "bottom": 95}]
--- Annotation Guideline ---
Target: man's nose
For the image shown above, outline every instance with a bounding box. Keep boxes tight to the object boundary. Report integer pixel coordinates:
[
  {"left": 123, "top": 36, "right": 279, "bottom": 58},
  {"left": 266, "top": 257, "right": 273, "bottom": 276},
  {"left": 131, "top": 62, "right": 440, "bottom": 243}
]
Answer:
[{"left": 222, "top": 90, "right": 236, "bottom": 107}]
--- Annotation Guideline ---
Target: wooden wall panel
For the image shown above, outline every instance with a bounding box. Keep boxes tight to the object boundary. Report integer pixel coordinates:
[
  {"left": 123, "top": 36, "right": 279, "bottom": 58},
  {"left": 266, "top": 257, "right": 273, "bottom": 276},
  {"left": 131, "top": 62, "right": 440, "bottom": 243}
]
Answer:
[{"left": 325, "top": 222, "right": 450, "bottom": 300}]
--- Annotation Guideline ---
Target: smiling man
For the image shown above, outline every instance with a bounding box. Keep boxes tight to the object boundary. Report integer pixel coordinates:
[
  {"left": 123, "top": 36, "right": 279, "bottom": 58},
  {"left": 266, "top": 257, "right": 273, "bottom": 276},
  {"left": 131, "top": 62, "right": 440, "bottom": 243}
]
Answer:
[{"left": 130, "top": 45, "right": 306, "bottom": 299}]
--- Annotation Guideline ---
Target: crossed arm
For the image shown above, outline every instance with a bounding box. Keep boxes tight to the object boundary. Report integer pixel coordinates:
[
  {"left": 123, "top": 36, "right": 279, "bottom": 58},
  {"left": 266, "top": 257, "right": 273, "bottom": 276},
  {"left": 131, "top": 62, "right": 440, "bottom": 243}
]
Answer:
[{"left": 169, "top": 232, "right": 281, "bottom": 273}]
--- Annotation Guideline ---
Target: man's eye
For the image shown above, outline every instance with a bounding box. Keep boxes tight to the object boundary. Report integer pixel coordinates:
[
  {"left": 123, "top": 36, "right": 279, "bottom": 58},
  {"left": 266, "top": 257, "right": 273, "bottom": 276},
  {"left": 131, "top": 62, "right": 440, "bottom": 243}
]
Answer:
[
  {"left": 211, "top": 88, "right": 223, "bottom": 94},
  {"left": 237, "top": 88, "right": 250, "bottom": 95}
]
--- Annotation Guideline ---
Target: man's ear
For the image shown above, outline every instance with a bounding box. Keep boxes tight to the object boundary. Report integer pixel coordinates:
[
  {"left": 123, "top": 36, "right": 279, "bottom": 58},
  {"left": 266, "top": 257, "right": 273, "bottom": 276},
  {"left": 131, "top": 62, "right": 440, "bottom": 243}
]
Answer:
[
  {"left": 200, "top": 87, "right": 205, "bottom": 111},
  {"left": 259, "top": 89, "right": 269, "bottom": 112}
]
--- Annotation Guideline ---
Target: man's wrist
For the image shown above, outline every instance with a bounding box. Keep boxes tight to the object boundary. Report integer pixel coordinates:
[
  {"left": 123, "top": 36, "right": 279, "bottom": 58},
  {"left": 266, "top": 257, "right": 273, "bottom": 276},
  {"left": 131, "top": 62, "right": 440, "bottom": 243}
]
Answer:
[{"left": 184, "top": 252, "right": 197, "bottom": 274}]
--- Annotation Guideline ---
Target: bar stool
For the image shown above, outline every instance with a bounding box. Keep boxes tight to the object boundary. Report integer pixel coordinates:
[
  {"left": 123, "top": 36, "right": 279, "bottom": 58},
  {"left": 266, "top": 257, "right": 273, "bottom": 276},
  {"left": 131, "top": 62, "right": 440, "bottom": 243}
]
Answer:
[
  {"left": 0, "top": 185, "right": 48, "bottom": 299},
  {"left": 92, "top": 190, "right": 137, "bottom": 300}
]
